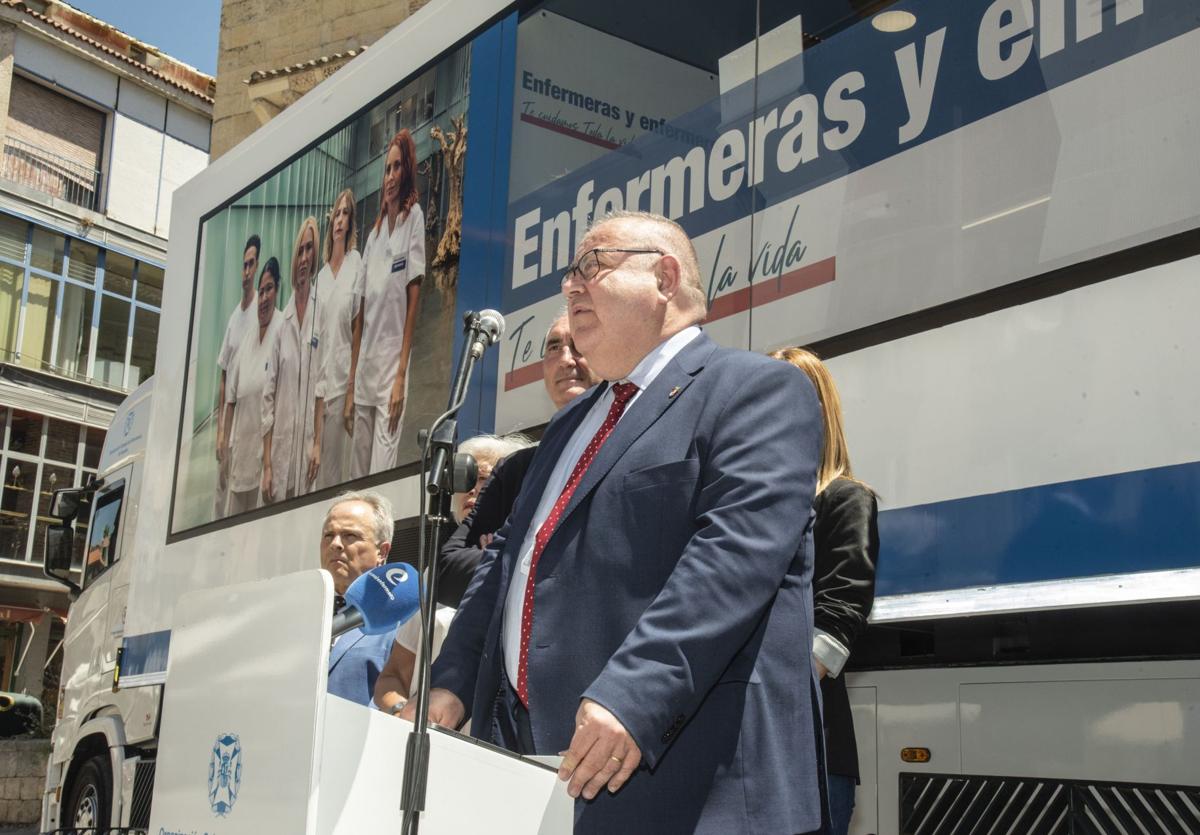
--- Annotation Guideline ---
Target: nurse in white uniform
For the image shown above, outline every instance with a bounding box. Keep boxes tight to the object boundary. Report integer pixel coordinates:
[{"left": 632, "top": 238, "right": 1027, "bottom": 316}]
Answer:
[
  {"left": 307, "top": 189, "right": 362, "bottom": 489},
  {"left": 223, "top": 258, "right": 283, "bottom": 514},
  {"left": 213, "top": 233, "right": 259, "bottom": 519},
  {"left": 263, "top": 217, "right": 319, "bottom": 502},
  {"left": 352, "top": 129, "right": 425, "bottom": 478}
]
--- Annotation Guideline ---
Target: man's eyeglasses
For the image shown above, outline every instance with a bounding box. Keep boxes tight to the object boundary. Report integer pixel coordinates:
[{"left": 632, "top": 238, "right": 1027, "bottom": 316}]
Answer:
[{"left": 561, "top": 248, "right": 663, "bottom": 287}]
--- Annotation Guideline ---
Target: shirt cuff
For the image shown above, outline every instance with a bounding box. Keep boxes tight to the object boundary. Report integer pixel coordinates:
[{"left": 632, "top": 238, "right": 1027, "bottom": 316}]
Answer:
[{"left": 812, "top": 629, "right": 851, "bottom": 678}]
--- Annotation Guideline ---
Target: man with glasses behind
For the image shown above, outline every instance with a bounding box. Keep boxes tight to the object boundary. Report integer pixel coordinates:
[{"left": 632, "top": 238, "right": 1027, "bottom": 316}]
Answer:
[
  {"left": 422, "top": 211, "right": 829, "bottom": 833},
  {"left": 435, "top": 312, "right": 600, "bottom": 607},
  {"left": 376, "top": 315, "right": 599, "bottom": 715}
]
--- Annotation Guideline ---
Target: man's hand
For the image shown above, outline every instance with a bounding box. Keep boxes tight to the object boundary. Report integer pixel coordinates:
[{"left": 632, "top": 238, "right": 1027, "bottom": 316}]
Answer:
[
  {"left": 398, "top": 688, "right": 465, "bottom": 729},
  {"left": 815, "top": 658, "right": 829, "bottom": 680},
  {"left": 260, "top": 464, "right": 273, "bottom": 503},
  {"left": 558, "top": 698, "right": 641, "bottom": 800}
]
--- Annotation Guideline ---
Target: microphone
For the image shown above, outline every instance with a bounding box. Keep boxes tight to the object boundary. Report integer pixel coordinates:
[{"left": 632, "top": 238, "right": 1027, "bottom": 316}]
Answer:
[
  {"left": 331, "top": 563, "right": 421, "bottom": 637},
  {"left": 468, "top": 309, "right": 505, "bottom": 359}
]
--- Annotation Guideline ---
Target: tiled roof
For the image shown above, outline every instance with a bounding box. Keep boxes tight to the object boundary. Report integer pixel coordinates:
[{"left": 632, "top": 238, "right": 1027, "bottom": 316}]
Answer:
[
  {"left": 245, "top": 47, "right": 367, "bottom": 84},
  {"left": 1, "top": 0, "right": 215, "bottom": 103}
]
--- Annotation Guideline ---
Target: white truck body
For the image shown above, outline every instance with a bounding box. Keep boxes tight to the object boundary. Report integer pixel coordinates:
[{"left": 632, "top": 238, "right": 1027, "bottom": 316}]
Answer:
[{"left": 41, "top": 0, "right": 1200, "bottom": 832}]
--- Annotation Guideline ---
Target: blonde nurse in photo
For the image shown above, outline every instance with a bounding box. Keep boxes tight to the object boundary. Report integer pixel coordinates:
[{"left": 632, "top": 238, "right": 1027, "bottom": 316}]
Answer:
[
  {"left": 308, "top": 189, "right": 362, "bottom": 489},
  {"left": 263, "top": 217, "right": 319, "bottom": 502},
  {"left": 223, "top": 258, "right": 284, "bottom": 515},
  {"left": 352, "top": 129, "right": 424, "bottom": 477}
]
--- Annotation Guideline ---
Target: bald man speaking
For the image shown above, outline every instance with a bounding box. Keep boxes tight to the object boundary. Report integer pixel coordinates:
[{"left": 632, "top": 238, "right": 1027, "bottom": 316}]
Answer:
[{"left": 425, "top": 211, "right": 827, "bottom": 833}]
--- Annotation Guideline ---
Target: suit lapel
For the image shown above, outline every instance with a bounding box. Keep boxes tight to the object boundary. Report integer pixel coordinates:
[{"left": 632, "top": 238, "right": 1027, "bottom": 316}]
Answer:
[
  {"left": 554, "top": 332, "right": 717, "bottom": 534},
  {"left": 329, "top": 627, "right": 365, "bottom": 672}
]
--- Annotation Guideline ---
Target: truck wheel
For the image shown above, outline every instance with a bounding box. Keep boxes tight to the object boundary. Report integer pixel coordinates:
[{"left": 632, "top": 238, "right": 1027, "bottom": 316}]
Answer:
[{"left": 66, "top": 755, "right": 111, "bottom": 833}]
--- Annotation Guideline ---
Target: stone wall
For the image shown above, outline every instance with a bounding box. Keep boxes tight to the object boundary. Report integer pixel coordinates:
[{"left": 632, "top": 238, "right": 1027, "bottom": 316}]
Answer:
[
  {"left": 212, "top": 0, "right": 433, "bottom": 158},
  {"left": 0, "top": 739, "right": 49, "bottom": 825}
]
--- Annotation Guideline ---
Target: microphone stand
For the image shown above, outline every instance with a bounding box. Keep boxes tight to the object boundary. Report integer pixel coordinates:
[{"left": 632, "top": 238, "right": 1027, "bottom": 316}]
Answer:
[{"left": 400, "top": 311, "right": 486, "bottom": 835}]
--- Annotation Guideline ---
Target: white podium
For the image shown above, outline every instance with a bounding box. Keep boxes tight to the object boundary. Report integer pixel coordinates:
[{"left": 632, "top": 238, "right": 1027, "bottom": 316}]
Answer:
[{"left": 149, "top": 569, "right": 573, "bottom": 834}]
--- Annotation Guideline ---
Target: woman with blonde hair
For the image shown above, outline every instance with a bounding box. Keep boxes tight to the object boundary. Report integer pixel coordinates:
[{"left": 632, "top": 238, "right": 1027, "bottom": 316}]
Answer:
[
  {"left": 263, "top": 216, "right": 320, "bottom": 502},
  {"left": 352, "top": 129, "right": 424, "bottom": 477},
  {"left": 307, "top": 188, "right": 363, "bottom": 489},
  {"left": 770, "top": 346, "right": 879, "bottom": 835}
]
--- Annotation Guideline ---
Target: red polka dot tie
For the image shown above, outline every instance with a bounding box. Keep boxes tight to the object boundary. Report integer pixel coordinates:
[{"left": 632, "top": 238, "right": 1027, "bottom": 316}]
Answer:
[{"left": 516, "top": 382, "right": 639, "bottom": 707}]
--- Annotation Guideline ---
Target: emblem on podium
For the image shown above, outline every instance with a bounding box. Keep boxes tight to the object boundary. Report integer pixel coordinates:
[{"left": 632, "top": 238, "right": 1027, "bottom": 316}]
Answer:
[{"left": 207, "top": 732, "right": 243, "bottom": 816}]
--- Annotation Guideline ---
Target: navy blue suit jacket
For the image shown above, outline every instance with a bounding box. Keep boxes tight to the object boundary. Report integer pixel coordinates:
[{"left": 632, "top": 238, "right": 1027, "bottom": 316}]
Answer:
[
  {"left": 327, "top": 626, "right": 393, "bottom": 706},
  {"left": 433, "top": 332, "right": 827, "bottom": 834}
]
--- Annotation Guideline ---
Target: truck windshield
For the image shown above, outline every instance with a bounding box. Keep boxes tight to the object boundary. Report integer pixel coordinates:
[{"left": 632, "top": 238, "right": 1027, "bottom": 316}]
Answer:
[{"left": 83, "top": 483, "right": 123, "bottom": 588}]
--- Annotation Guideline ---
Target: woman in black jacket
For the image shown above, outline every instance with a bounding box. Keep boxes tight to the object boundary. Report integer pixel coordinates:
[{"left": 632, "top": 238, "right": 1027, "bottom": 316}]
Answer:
[{"left": 771, "top": 346, "right": 879, "bottom": 835}]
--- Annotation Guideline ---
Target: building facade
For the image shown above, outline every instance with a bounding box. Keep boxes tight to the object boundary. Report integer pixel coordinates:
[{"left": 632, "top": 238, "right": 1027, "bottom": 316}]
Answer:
[
  {"left": 213, "top": 0, "right": 433, "bottom": 157},
  {"left": 0, "top": 0, "right": 212, "bottom": 729}
]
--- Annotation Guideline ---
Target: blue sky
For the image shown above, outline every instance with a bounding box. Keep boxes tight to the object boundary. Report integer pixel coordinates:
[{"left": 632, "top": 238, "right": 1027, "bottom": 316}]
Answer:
[{"left": 67, "top": 0, "right": 222, "bottom": 75}]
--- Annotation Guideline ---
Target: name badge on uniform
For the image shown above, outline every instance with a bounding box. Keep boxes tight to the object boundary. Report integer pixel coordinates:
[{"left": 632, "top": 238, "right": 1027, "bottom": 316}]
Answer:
[{"left": 391, "top": 256, "right": 407, "bottom": 273}]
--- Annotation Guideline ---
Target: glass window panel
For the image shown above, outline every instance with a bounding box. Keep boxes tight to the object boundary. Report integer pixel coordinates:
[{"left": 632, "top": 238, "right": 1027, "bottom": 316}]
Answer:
[
  {"left": 18, "top": 273, "right": 54, "bottom": 371},
  {"left": 103, "top": 251, "right": 135, "bottom": 298},
  {"left": 44, "top": 419, "right": 80, "bottom": 464},
  {"left": 95, "top": 294, "right": 130, "bottom": 387},
  {"left": 32, "top": 463, "right": 75, "bottom": 566},
  {"left": 30, "top": 227, "right": 65, "bottom": 274},
  {"left": 71, "top": 508, "right": 88, "bottom": 568},
  {"left": 0, "top": 261, "right": 23, "bottom": 359},
  {"left": 0, "top": 459, "right": 36, "bottom": 560},
  {"left": 67, "top": 240, "right": 100, "bottom": 285},
  {"left": 0, "top": 214, "right": 26, "bottom": 262},
  {"left": 136, "top": 262, "right": 163, "bottom": 307},
  {"left": 7, "top": 410, "right": 42, "bottom": 455},
  {"left": 84, "top": 485, "right": 123, "bottom": 586},
  {"left": 83, "top": 427, "right": 104, "bottom": 469},
  {"left": 55, "top": 282, "right": 94, "bottom": 379},
  {"left": 128, "top": 307, "right": 158, "bottom": 387}
]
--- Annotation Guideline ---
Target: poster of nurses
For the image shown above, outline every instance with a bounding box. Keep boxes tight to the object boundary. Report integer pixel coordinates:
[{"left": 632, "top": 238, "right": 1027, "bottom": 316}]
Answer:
[{"left": 172, "top": 43, "right": 470, "bottom": 532}]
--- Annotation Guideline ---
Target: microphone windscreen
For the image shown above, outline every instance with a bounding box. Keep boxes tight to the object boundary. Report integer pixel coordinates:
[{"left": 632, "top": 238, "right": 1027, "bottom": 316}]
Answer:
[
  {"left": 341, "top": 563, "right": 421, "bottom": 635},
  {"left": 477, "top": 309, "right": 506, "bottom": 344}
]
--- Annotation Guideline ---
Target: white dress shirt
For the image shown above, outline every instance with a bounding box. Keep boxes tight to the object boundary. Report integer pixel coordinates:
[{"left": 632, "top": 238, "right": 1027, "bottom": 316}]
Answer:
[{"left": 502, "top": 326, "right": 701, "bottom": 684}]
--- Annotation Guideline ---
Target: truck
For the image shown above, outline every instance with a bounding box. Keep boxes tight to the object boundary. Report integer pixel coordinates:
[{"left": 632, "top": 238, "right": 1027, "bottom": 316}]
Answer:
[{"left": 39, "top": 0, "right": 1200, "bottom": 832}]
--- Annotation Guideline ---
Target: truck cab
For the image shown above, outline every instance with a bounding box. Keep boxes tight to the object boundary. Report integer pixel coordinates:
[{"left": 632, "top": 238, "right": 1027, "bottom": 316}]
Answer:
[{"left": 40, "top": 378, "right": 160, "bottom": 833}]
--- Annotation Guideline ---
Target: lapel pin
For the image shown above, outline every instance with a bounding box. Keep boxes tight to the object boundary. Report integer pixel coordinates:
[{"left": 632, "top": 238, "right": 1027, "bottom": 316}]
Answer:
[{"left": 668, "top": 386, "right": 681, "bottom": 399}]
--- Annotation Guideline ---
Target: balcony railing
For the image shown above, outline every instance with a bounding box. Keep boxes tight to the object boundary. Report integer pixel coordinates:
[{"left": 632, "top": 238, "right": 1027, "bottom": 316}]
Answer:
[{"left": 0, "top": 136, "right": 102, "bottom": 212}]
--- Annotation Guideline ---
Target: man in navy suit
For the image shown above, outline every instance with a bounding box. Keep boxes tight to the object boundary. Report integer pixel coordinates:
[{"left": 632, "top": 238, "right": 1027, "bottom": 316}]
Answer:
[
  {"left": 422, "top": 212, "right": 827, "bottom": 833},
  {"left": 321, "top": 490, "right": 396, "bottom": 705}
]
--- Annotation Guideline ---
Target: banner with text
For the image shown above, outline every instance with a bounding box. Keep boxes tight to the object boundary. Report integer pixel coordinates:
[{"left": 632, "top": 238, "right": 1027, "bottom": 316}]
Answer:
[{"left": 495, "top": 0, "right": 1200, "bottom": 431}]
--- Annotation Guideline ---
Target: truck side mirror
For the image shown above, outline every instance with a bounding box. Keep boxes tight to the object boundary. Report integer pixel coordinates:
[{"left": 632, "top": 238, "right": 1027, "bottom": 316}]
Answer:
[
  {"left": 44, "top": 524, "right": 81, "bottom": 596},
  {"left": 49, "top": 486, "right": 90, "bottom": 522}
]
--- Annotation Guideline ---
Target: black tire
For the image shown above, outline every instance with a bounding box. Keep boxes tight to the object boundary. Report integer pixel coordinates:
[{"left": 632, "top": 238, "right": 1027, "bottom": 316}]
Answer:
[{"left": 65, "top": 754, "right": 112, "bottom": 835}]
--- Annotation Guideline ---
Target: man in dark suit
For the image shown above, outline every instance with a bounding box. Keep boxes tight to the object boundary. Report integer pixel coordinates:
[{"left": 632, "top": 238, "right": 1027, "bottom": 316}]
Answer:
[
  {"left": 419, "top": 211, "right": 827, "bottom": 833},
  {"left": 321, "top": 490, "right": 396, "bottom": 705}
]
